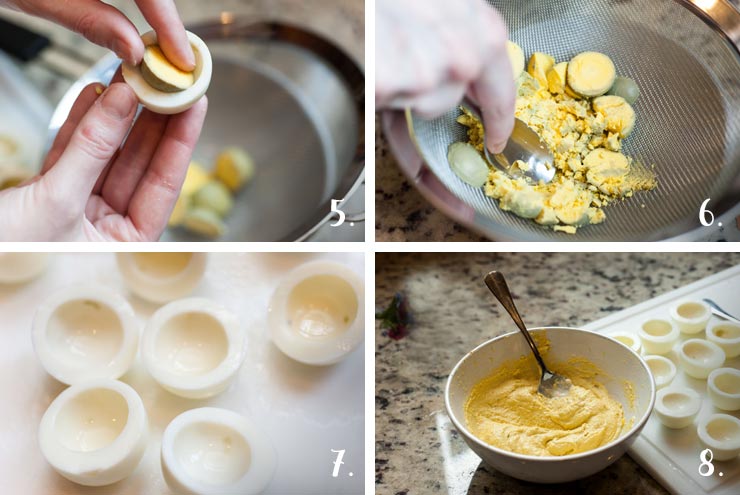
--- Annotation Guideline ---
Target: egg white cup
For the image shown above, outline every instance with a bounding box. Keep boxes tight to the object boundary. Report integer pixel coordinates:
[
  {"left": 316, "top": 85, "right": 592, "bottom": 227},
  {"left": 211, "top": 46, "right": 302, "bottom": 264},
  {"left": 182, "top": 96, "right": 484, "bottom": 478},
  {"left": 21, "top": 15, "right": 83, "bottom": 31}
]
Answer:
[
  {"left": 161, "top": 408, "right": 276, "bottom": 495},
  {"left": 697, "top": 414, "right": 740, "bottom": 461},
  {"left": 706, "top": 320, "right": 740, "bottom": 358},
  {"left": 638, "top": 319, "right": 679, "bottom": 355},
  {"left": 142, "top": 298, "right": 245, "bottom": 399},
  {"left": 606, "top": 331, "right": 641, "bottom": 354},
  {"left": 643, "top": 355, "right": 677, "bottom": 389},
  {"left": 268, "top": 261, "right": 364, "bottom": 366},
  {"left": 39, "top": 379, "right": 148, "bottom": 486},
  {"left": 0, "top": 253, "right": 49, "bottom": 284},
  {"left": 653, "top": 387, "right": 702, "bottom": 429},
  {"left": 116, "top": 252, "right": 207, "bottom": 304},
  {"left": 677, "top": 339, "right": 725, "bottom": 379},
  {"left": 122, "top": 30, "right": 212, "bottom": 115},
  {"left": 708, "top": 368, "right": 740, "bottom": 411},
  {"left": 669, "top": 300, "right": 711, "bottom": 334},
  {"left": 32, "top": 285, "right": 139, "bottom": 385}
]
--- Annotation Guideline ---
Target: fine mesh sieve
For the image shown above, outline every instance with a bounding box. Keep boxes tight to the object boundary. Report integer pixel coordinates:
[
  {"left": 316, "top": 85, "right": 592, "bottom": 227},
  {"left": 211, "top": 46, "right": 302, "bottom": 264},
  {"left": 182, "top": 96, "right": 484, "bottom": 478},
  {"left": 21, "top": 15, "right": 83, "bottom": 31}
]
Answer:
[{"left": 408, "top": 0, "right": 740, "bottom": 241}]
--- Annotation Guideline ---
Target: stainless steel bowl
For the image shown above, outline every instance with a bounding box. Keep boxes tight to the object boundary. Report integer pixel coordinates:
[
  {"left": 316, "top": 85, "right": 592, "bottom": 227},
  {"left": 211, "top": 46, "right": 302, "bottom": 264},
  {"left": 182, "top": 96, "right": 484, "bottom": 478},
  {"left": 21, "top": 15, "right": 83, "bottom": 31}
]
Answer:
[{"left": 48, "top": 19, "right": 364, "bottom": 242}]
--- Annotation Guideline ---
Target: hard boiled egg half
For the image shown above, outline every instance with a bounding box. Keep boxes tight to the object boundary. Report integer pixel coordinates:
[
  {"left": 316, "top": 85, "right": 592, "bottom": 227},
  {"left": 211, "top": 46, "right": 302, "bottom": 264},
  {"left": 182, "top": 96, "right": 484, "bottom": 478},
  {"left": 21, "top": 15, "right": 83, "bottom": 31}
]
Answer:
[{"left": 268, "top": 261, "right": 364, "bottom": 365}]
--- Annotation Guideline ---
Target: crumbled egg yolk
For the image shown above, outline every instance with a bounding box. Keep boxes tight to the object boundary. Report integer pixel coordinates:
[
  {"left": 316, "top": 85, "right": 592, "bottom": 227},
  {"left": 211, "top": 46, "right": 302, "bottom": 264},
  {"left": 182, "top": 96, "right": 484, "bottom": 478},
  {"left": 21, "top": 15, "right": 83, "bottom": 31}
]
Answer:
[{"left": 457, "top": 72, "right": 656, "bottom": 234}]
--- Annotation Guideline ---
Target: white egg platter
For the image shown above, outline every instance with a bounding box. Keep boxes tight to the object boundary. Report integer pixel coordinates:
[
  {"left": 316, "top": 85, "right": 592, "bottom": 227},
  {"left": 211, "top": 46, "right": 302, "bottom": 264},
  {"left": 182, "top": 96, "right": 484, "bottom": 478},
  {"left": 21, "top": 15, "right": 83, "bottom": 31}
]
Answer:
[
  {"left": 582, "top": 268, "right": 740, "bottom": 495},
  {"left": 1, "top": 253, "right": 364, "bottom": 494}
]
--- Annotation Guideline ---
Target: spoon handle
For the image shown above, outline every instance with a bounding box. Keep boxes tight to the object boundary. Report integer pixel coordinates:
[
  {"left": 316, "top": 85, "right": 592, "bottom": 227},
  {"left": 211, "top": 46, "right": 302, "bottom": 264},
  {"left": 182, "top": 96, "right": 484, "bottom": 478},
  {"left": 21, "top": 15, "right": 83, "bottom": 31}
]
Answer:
[
  {"left": 485, "top": 271, "right": 549, "bottom": 373},
  {"left": 702, "top": 298, "right": 740, "bottom": 325}
]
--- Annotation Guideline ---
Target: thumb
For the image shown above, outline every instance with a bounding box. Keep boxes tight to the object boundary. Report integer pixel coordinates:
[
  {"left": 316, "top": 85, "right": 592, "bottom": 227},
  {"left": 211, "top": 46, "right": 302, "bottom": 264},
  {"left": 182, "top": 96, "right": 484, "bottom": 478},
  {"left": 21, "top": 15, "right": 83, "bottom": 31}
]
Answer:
[{"left": 43, "top": 83, "right": 138, "bottom": 210}]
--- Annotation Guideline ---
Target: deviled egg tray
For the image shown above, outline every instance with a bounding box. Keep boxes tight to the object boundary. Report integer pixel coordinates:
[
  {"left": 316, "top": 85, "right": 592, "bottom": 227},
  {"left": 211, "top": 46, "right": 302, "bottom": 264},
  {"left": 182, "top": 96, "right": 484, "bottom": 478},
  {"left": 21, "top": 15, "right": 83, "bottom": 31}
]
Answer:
[
  {"left": 584, "top": 264, "right": 740, "bottom": 495},
  {"left": 0, "top": 253, "right": 364, "bottom": 495}
]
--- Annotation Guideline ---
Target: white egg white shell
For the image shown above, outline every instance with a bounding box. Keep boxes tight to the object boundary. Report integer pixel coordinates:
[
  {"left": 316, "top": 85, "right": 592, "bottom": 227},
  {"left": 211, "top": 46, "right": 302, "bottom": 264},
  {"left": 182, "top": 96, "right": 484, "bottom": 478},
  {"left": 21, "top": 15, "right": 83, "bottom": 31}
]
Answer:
[
  {"left": 697, "top": 414, "right": 740, "bottom": 461},
  {"left": 39, "top": 380, "right": 148, "bottom": 486},
  {"left": 669, "top": 300, "right": 711, "bottom": 334},
  {"left": 677, "top": 339, "right": 725, "bottom": 379},
  {"left": 268, "top": 261, "right": 364, "bottom": 365},
  {"left": 116, "top": 252, "right": 207, "bottom": 304},
  {"left": 653, "top": 387, "right": 701, "bottom": 429},
  {"left": 0, "top": 253, "right": 49, "bottom": 284},
  {"left": 161, "top": 407, "right": 276, "bottom": 495},
  {"left": 32, "top": 284, "right": 139, "bottom": 385},
  {"left": 122, "top": 30, "right": 212, "bottom": 115},
  {"left": 142, "top": 297, "right": 246, "bottom": 399}
]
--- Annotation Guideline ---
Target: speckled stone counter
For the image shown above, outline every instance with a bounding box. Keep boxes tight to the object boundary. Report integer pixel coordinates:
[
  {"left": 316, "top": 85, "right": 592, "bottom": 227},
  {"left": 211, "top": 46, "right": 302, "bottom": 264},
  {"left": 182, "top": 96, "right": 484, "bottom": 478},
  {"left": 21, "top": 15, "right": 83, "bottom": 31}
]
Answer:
[{"left": 375, "top": 252, "right": 740, "bottom": 494}]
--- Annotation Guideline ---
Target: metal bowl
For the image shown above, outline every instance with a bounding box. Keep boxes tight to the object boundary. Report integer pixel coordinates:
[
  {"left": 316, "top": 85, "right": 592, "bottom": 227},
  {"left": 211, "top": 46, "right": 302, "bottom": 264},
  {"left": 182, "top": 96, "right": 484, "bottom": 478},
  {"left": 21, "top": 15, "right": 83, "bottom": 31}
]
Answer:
[{"left": 48, "top": 19, "right": 364, "bottom": 242}]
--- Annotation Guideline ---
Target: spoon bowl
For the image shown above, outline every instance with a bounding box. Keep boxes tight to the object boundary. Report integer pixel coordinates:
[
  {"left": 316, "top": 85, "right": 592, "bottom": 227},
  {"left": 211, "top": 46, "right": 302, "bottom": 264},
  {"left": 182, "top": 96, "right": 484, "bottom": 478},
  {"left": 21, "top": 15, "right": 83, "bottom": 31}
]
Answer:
[{"left": 463, "top": 101, "right": 555, "bottom": 184}]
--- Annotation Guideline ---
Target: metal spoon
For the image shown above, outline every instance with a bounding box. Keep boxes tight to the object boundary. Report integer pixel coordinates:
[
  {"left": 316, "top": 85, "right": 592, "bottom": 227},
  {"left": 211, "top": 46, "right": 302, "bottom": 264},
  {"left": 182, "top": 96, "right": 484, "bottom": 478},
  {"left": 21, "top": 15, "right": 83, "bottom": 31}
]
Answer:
[
  {"left": 702, "top": 298, "right": 740, "bottom": 325},
  {"left": 484, "top": 271, "right": 571, "bottom": 398},
  {"left": 463, "top": 99, "right": 555, "bottom": 184}
]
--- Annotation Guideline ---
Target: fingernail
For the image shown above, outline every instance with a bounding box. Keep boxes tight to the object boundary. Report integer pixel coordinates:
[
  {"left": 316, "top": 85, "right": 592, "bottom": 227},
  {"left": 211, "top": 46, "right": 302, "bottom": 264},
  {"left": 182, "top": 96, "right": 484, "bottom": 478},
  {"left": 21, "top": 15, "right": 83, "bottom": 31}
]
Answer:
[
  {"left": 490, "top": 140, "right": 507, "bottom": 154},
  {"left": 100, "top": 84, "right": 136, "bottom": 120},
  {"left": 111, "top": 40, "right": 134, "bottom": 66}
]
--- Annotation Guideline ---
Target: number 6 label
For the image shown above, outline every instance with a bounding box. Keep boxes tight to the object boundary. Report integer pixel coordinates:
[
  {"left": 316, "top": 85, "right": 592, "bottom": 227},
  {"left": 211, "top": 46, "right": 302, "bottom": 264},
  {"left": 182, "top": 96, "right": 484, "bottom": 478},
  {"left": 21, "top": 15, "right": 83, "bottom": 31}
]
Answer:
[{"left": 699, "top": 198, "right": 715, "bottom": 227}]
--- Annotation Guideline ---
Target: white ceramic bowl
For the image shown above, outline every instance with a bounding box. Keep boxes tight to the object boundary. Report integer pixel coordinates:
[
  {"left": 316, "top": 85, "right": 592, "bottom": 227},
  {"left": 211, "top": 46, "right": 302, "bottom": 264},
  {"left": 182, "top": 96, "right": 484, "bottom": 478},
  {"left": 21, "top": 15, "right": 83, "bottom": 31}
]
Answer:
[
  {"left": 142, "top": 297, "right": 246, "bottom": 399},
  {"left": 445, "top": 327, "right": 655, "bottom": 483},
  {"left": 653, "top": 387, "right": 702, "bottom": 429},
  {"left": 161, "top": 407, "right": 276, "bottom": 495},
  {"left": 116, "top": 252, "right": 207, "bottom": 304},
  {"left": 697, "top": 414, "right": 740, "bottom": 461},
  {"left": 607, "top": 331, "right": 641, "bottom": 354},
  {"left": 669, "top": 300, "right": 711, "bottom": 334},
  {"left": 644, "top": 355, "right": 677, "bottom": 389},
  {"left": 706, "top": 321, "right": 740, "bottom": 358},
  {"left": 707, "top": 368, "right": 740, "bottom": 411},
  {"left": 638, "top": 319, "right": 679, "bottom": 355},
  {"left": 677, "top": 339, "right": 725, "bottom": 379},
  {"left": 268, "top": 261, "right": 364, "bottom": 365},
  {"left": 122, "top": 30, "right": 212, "bottom": 115},
  {"left": 0, "top": 253, "right": 49, "bottom": 283},
  {"left": 39, "top": 380, "right": 148, "bottom": 486},
  {"left": 32, "top": 285, "right": 139, "bottom": 385}
]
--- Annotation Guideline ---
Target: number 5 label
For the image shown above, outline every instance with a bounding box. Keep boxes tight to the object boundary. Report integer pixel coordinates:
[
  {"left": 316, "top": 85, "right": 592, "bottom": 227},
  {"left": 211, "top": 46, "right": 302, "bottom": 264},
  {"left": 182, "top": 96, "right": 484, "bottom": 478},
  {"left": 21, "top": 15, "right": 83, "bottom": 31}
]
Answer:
[{"left": 331, "top": 199, "right": 346, "bottom": 227}]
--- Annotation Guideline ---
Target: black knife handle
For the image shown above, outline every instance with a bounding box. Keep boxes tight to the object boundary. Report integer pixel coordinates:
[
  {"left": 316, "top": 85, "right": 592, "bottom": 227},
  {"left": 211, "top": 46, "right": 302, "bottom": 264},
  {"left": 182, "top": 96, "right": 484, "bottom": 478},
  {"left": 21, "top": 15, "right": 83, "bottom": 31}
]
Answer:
[{"left": 0, "top": 17, "right": 50, "bottom": 61}]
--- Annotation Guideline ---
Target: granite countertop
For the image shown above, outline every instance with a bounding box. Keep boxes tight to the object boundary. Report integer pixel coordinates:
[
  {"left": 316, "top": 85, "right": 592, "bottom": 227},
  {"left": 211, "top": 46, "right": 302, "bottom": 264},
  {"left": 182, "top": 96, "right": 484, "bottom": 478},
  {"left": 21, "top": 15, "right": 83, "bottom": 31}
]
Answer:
[
  {"left": 375, "top": 0, "right": 740, "bottom": 242},
  {"left": 375, "top": 252, "right": 740, "bottom": 494}
]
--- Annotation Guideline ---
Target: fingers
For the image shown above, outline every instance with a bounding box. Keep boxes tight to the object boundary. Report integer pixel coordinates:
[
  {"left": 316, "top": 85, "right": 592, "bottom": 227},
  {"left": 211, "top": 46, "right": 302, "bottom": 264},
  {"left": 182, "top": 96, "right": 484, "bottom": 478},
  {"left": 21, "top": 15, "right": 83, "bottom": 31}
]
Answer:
[
  {"left": 470, "top": 8, "right": 515, "bottom": 154},
  {"left": 42, "top": 83, "right": 138, "bottom": 212},
  {"left": 18, "top": 0, "right": 143, "bottom": 65},
  {"left": 387, "top": 81, "right": 467, "bottom": 118},
  {"left": 134, "top": 0, "right": 195, "bottom": 71},
  {"left": 128, "top": 97, "right": 208, "bottom": 240},
  {"left": 101, "top": 109, "right": 168, "bottom": 213},
  {"left": 42, "top": 82, "right": 105, "bottom": 174}
]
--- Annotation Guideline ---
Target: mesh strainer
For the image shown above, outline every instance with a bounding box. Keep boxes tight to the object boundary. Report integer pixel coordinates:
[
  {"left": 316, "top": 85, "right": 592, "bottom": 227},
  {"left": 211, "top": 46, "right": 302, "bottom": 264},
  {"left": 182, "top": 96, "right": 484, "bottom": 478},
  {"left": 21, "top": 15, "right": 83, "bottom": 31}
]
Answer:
[{"left": 406, "top": 0, "right": 740, "bottom": 241}]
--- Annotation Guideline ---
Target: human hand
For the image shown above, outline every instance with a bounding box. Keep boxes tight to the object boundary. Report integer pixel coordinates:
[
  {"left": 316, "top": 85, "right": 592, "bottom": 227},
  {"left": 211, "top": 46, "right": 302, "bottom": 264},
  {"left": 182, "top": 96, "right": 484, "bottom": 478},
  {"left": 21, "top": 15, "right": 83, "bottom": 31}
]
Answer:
[
  {"left": 0, "top": 81, "right": 207, "bottom": 241},
  {"left": 376, "top": 0, "right": 515, "bottom": 153},
  {"left": 1, "top": 0, "right": 194, "bottom": 70}
]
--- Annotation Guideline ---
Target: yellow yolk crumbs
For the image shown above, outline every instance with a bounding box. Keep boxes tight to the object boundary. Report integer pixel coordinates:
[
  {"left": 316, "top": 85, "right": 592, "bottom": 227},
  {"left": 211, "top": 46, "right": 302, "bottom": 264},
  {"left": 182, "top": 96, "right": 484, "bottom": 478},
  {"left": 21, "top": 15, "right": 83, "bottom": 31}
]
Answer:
[
  {"left": 456, "top": 72, "right": 656, "bottom": 234},
  {"left": 464, "top": 353, "right": 625, "bottom": 457}
]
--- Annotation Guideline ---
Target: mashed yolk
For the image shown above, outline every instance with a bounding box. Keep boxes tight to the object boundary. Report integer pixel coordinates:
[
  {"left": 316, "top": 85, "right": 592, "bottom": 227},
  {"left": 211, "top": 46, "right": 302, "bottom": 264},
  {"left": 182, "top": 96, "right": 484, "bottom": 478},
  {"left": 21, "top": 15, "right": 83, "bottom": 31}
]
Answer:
[{"left": 464, "top": 355, "right": 625, "bottom": 456}]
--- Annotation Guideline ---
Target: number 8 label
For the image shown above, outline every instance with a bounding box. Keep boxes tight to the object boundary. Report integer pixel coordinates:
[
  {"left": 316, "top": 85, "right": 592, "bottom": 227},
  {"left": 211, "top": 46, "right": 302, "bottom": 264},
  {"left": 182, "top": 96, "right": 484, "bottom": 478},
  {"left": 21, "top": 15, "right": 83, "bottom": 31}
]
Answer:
[{"left": 699, "top": 448, "right": 714, "bottom": 477}]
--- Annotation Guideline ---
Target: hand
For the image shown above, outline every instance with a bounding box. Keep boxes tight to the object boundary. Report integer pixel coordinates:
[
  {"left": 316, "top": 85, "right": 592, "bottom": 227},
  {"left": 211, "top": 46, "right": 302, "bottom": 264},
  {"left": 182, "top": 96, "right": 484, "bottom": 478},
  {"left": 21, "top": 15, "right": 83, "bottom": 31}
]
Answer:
[
  {"left": 0, "top": 81, "right": 207, "bottom": 241},
  {"left": 376, "top": 0, "right": 515, "bottom": 153},
  {"left": 2, "top": 0, "right": 194, "bottom": 70}
]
